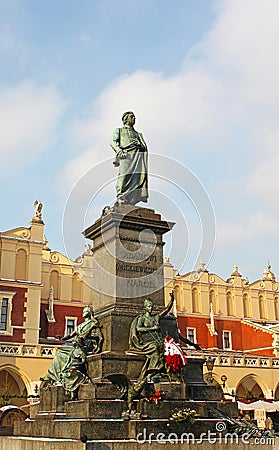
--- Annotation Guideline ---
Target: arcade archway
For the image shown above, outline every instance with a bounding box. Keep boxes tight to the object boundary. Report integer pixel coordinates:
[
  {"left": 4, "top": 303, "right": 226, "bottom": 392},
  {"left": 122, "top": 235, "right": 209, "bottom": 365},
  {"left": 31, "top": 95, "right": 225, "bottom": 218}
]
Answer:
[
  {"left": 0, "top": 367, "right": 28, "bottom": 407},
  {"left": 236, "top": 374, "right": 266, "bottom": 401}
]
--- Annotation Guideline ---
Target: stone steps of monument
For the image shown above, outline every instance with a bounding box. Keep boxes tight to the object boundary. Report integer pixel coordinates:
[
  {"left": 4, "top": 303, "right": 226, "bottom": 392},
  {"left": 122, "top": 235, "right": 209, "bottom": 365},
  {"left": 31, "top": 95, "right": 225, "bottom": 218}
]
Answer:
[
  {"left": 65, "top": 399, "right": 127, "bottom": 419},
  {"left": 14, "top": 417, "right": 232, "bottom": 441},
  {"left": 137, "top": 400, "right": 238, "bottom": 420},
  {"left": 15, "top": 418, "right": 129, "bottom": 440},
  {"left": 63, "top": 399, "right": 238, "bottom": 420},
  {"left": 20, "top": 384, "right": 239, "bottom": 441},
  {"left": 78, "top": 381, "right": 120, "bottom": 399}
]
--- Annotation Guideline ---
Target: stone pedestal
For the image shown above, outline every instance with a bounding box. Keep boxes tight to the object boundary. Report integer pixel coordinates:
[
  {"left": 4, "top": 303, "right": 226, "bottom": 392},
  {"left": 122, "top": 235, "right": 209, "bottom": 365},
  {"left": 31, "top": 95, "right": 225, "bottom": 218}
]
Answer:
[
  {"left": 14, "top": 383, "right": 238, "bottom": 441},
  {"left": 12, "top": 203, "right": 240, "bottom": 444},
  {"left": 83, "top": 205, "right": 174, "bottom": 353},
  {"left": 87, "top": 351, "right": 145, "bottom": 380},
  {"left": 183, "top": 357, "right": 223, "bottom": 401}
]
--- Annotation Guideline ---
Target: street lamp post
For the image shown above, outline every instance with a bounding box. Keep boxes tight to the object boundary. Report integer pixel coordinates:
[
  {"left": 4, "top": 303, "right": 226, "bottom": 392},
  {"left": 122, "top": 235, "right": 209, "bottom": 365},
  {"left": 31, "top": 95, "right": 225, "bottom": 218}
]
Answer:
[
  {"left": 221, "top": 374, "right": 228, "bottom": 388},
  {"left": 205, "top": 356, "right": 216, "bottom": 384}
]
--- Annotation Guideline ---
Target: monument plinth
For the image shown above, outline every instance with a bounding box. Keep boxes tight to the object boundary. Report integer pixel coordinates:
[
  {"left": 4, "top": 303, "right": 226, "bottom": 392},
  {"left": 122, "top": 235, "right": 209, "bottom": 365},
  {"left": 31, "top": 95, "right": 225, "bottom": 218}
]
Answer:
[
  {"left": 9, "top": 112, "right": 240, "bottom": 448},
  {"left": 83, "top": 204, "right": 174, "bottom": 354}
]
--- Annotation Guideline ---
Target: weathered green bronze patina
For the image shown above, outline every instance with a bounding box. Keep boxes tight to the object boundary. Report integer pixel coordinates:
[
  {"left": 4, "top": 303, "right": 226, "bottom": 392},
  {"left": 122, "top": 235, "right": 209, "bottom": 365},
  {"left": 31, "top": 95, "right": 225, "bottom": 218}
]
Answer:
[
  {"left": 41, "top": 306, "right": 103, "bottom": 398},
  {"left": 110, "top": 111, "right": 148, "bottom": 205},
  {"left": 129, "top": 293, "right": 174, "bottom": 380}
]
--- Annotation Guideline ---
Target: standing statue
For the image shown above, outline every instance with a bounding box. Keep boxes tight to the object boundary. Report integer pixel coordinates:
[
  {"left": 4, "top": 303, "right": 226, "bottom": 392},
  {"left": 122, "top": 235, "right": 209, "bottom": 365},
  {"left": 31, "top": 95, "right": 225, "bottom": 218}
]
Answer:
[
  {"left": 41, "top": 306, "right": 103, "bottom": 399},
  {"left": 110, "top": 111, "right": 148, "bottom": 206},
  {"left": 129, "top": 293, "right": 174, "bottom": 381},
  {"left": 33, "top": 200, "right": 43, "bottom": 221}
]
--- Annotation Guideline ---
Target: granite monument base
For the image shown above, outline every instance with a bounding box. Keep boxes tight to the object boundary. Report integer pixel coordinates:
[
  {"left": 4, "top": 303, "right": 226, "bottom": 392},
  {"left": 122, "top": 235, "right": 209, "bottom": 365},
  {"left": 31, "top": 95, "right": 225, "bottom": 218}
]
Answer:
[
  {"left": 14, "top": 381, "right": 237, "bottom": 442},
  {"left": 14, "top": 357, "right": 236, "bottom": 442}
]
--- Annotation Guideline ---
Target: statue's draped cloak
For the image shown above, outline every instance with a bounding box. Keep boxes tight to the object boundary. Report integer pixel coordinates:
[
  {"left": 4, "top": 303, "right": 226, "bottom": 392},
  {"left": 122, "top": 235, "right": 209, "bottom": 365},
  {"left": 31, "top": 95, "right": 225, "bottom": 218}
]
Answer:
[
  {"left": 43, "top": 318, "right": 103, "bottom": 392},
  {"left": 129, "top": 314, "right": 164, "bottom": 379},
  {"left": 111, "top": 127, "right": 148, "bottom": 204}
]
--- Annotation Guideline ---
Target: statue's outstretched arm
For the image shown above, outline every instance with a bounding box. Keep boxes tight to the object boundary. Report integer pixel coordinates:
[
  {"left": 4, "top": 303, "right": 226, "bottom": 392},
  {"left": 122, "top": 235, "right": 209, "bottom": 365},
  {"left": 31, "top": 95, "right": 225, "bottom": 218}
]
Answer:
[
  {"left": 178, "top": 333, "right": 202, "bottom": 350},
  {"left": 61, "top": 330, "right": 77, "bottom": 341},
  {"left": 159, "top": 291, "right": 174, "bottom": 318}
]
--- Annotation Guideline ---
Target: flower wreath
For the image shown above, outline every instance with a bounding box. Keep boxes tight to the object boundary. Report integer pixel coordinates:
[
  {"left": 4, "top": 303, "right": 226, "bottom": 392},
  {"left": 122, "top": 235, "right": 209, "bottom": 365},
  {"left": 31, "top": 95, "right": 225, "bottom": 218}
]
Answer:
[{"left": 163, "top": 336, "right": 188, "bottom": 373}]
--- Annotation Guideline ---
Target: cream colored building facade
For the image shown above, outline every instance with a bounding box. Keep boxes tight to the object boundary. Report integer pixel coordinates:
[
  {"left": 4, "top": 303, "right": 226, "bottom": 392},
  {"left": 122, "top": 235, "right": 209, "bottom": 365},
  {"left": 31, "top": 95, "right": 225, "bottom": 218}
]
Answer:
[
  {"left": 1, "top": 201, "right": 279, "bottom": 405},
  {"left": 164, "top": 258, "right": 279, "bottom": 400},
  {"left": 0, "top": 206, "right": 93, "bottom": 405}
]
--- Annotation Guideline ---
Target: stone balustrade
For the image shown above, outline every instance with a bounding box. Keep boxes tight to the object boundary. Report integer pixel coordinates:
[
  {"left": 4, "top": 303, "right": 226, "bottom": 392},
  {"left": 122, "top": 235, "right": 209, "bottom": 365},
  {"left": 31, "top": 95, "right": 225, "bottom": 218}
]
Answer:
[
  {"left": 1, "top": 343, "right": 279, "bottom": 369},
  {"left": 187, "top": 349, "right": 279, "bottom": 369},
  {"left": 0, "top": 343, "right": 57, "bottom": 357}
]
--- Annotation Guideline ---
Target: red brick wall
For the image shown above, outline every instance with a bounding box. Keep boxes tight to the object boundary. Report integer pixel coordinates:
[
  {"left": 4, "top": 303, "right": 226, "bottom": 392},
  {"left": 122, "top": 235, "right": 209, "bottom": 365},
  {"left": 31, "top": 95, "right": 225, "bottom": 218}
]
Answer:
[
  {"left": 177, "top": 315, "right": 274, "bottom": 356},
  {"left": 241, "top": 322, "right": 274, "bottom": 356},
  {"left": 40, "top": 303, "right": 84, "bottom": 338},
  {"left": 0, "top": 286, "right": 26, "bottom": 342},
  {"left": 215, "top": 319, "right": 243, "bottom": 350},
  {"left": 178, "top": 316, "right": 211, "bottom": 348}
]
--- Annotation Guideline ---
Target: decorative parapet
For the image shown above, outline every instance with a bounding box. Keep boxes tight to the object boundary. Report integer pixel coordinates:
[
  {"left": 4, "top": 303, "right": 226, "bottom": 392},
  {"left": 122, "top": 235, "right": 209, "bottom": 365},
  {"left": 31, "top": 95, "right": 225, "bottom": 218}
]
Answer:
[
  {"left": 1, "top": 343, "right": 279, "bottom": 368},
  {"left": 186, "top": 349, "right": 279, "bottom": 369},
  {"left": 0, "top": 343, "right": 57, "bottom": 358}
]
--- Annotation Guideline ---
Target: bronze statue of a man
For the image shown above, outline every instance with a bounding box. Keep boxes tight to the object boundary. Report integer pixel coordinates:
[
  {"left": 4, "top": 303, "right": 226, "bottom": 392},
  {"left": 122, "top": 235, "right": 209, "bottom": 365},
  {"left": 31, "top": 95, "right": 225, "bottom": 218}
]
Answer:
[{"left": 110, "top": 112, "right": 148, "bottom": 206}]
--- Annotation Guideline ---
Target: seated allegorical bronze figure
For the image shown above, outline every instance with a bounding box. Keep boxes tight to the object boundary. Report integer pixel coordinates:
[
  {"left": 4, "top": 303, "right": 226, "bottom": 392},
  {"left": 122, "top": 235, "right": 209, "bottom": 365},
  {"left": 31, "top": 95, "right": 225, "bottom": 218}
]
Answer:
[
  {"left": 41, "top": 305, "right": 103, "bottom": 399},
  {"left": 129, "top": 293, "right": 174, "bottom": 381}
]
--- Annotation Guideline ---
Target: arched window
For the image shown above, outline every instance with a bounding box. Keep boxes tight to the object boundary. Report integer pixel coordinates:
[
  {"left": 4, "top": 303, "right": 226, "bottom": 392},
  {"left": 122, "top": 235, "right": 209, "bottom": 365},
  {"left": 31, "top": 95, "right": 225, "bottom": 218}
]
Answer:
[
  {"left": 259, "top": 295, "right": 265, "bottom": 319},
  {"left": 50, "top": 270, "right": 59, "bottom": 299},
  {"left": 192, "top": 288, "right": 199, "bottom": 313},
  {"left": 226, "top": 291, "right": 233, "bottom": 316},
  {"left": 274, "top": 297, "right": 279, "bottom": 321},
  {"left": 72, "top": 273, "right": 82, "bottom": 301},
  {"left": 243, "top": 293, "right": 249, "bottom": 318},
  {"left": 15, "top": 249, "right": 27, "bottom": 280}
]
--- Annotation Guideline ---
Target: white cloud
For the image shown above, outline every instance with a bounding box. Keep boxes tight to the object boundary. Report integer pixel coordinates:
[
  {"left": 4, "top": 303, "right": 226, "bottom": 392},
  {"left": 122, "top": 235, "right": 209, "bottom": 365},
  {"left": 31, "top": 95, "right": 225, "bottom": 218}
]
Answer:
[
  {"left": 64, "top": 0, "right": 279, "bottom": 178},
  {"left": 243, "top": 123, "right": 279, "bottom": 208},
  {"left": 216, "top": 211, "right": 278, "bottom": 249},
  {"left": 63, "top": 68, "right": 226, "bottom": 187},
  {"left": 62, "top": 0, "right": 279, "bottom": 260},
  {"left": 203, "top": 0, "right": 279, "bottom": 98},
  {"left": 0, "top": 81, "right": 65, "bottom": 169}
]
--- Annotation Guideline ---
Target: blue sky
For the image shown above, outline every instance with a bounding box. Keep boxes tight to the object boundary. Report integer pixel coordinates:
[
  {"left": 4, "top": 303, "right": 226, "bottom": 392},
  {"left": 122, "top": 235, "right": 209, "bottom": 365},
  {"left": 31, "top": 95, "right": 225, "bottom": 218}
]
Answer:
[{"left": 1, "top": 0, "right": 279, "bottom": 282}]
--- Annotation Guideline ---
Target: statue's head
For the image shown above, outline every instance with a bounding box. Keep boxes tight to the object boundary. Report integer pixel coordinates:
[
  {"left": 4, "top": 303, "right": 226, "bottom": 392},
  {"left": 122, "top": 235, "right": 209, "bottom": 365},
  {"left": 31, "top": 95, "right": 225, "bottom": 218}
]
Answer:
[
  {"left": 122, "top": 111, "right": 135, "bottom": 126},
  {"left": 83, "top": 305, "right": 94, "bottom": 318},
  {"left": 144, "top": 298, "right": 153, "bottom": 312}
]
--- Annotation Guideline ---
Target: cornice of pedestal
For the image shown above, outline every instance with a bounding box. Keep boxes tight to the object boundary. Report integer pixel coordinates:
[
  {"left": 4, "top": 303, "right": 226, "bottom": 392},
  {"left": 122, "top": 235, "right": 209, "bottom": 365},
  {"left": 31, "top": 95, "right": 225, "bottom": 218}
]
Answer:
[{"left": 83, "top": 204, "right": 175, "bottom": 241}]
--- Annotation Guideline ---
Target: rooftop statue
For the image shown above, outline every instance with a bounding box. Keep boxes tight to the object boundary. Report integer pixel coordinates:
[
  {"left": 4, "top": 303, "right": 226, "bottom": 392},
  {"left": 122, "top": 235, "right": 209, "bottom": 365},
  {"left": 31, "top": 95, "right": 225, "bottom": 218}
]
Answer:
[
  {"left": 32, "top": 200, "right": 43, "bottom": 222},
  {"left": 110, "top": 111, "right": 148, "bottom": 206},
  {"left": 41, "top": 305, "right": 103, "bottom": 399}
]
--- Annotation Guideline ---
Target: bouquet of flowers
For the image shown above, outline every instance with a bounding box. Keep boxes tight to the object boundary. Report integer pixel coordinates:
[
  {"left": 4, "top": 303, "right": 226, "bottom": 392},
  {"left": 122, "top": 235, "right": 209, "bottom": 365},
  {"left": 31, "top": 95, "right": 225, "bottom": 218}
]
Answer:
[{"left": 169, "top": 408, "right": 199, "bottom": 424}]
